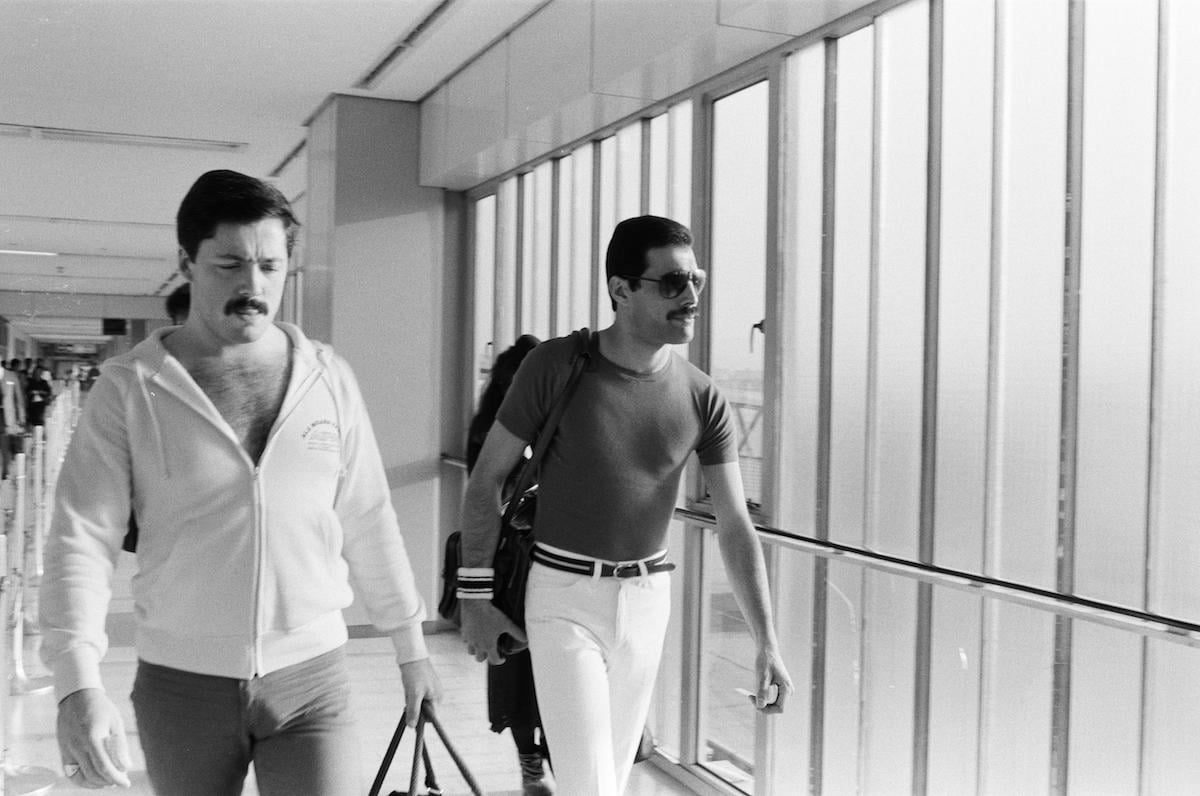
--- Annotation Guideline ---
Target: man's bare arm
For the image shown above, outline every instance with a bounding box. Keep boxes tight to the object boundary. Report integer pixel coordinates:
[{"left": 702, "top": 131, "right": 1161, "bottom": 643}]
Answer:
[
  {"left": 703, "top": 461, "right": 793, "bottom": 713},
  {"left": 457, "top": 422, "right": 530, "bottom": 664}
]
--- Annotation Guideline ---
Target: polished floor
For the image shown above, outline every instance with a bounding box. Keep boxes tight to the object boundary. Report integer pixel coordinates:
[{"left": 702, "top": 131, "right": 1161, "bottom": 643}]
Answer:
[{"left": 3, "top": 554, "right": 693, "bottom": 795}]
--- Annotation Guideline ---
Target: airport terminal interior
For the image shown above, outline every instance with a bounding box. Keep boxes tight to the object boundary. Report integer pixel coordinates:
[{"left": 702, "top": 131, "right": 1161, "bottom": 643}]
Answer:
[{"left": 2, "top": 0, "right": 1200, "bottom": 793}]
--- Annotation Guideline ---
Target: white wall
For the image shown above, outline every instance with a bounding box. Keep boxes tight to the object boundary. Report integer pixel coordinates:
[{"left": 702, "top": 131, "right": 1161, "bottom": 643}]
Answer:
[{"left": 306, "top": 95, "right": 449, "bottom": 623}]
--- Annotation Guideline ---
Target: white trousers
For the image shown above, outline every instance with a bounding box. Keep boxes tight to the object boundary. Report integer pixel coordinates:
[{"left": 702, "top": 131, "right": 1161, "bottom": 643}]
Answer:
[{"left": 525, "top": 557, "right": 672, "bottom": 795}]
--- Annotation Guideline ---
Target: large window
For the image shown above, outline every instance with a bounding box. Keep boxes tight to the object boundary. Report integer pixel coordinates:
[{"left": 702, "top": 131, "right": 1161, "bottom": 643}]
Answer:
[
  {"left": 708, "top": 81, "right": 769, "bottom": 511},
  {"left": 463, "top": 0, "right": 1200, "bottom": 791}
]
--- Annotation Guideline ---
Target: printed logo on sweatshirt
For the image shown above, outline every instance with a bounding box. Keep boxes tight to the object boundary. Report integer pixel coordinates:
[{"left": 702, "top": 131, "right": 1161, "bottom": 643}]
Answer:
[{"left": 302, "top": 419, "right": 341, "bottom": 453}]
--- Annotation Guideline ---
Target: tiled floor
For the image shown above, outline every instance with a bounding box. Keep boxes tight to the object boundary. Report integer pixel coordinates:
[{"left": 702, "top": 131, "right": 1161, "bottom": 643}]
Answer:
[{"left": 3, "top": 555, "right": 694, "bottom": 795}]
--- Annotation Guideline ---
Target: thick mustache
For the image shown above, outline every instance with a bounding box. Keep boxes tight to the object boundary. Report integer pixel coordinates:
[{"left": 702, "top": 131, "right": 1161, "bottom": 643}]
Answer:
[{"left": 224, "top": 297, "right": 269, "bottom": 316}]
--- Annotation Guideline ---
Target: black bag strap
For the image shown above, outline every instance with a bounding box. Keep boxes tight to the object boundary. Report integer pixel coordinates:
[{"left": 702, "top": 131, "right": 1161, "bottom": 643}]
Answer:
[
  {"left": 369, "top": 701, "right": 483, "bottom": 796},
  {"left": 500, "top": 328, "right": 591, "bottom": 527}
]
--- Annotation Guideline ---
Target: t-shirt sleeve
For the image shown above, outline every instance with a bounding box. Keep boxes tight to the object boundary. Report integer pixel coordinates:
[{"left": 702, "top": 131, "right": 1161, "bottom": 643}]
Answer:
[
  {"left": 696, "top": 382, "right": 738, "bottom": 466},
  {"left": 494, "top": 340, "right": 560, "bottom": 442}
]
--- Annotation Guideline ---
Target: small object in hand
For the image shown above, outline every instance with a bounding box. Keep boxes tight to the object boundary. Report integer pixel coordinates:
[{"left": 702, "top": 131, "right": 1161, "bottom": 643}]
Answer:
[
  {"left": 497, "top": 633, "right": 525, "bottom": 657},
  {"left": 63, "top": 763, "right": 80, "bottom": 778},
  {"left": 736, "top": 684, "right": 780, "bottom": 708}
]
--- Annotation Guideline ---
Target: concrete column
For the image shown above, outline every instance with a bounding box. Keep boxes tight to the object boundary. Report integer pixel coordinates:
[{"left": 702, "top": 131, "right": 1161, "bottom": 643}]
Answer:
[{"left": 304, "top": 95, "right": 459, "bottom": 623}]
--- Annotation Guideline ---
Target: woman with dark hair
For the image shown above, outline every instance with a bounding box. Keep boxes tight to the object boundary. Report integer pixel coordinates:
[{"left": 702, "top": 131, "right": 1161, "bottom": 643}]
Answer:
[{"left": 466, "top": 334, "right": 552, "bottom": 795}]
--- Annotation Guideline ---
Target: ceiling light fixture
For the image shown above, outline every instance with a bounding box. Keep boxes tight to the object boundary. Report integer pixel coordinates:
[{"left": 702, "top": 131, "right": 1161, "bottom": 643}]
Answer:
[
  {"left": 0, "top": 248, "right": 58, "bottom": 256},
  {"left": 354, "top": 0, "right": 456, "bottom": 89},
  {"left": 0, "top": 123, "right": 247, "bottom": 152}
]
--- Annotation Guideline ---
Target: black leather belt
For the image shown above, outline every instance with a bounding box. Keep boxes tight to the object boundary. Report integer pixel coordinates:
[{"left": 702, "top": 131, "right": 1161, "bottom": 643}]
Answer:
[{"left": 532, "top": 544, "right": 676, "bottom": 578}]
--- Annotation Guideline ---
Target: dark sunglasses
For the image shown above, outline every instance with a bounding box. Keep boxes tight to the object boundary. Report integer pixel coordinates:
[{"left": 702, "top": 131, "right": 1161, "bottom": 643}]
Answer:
[{"left": 621, "top": 269, "right": 707, "bottom": 299}]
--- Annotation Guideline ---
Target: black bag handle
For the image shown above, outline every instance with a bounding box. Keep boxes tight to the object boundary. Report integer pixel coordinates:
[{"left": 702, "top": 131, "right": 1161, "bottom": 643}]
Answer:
[
  {"left": 369, "top": 701, "right": 483, "bottom": 796},
  {"left": 500, "top": 328, "right": 591, "bottom": 527}
]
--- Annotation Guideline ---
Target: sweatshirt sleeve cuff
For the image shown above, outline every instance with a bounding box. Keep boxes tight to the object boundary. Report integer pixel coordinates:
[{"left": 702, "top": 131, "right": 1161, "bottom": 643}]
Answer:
[
  {"left": 389, "top": 624, "right": 429, "bottom": 666},
  {"left": 51, "top": 645, "right": 105, "bottom": 702}
]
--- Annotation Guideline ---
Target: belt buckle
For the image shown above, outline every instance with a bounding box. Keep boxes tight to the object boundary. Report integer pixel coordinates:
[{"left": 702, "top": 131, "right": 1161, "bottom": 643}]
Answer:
[{"left": 612, "top": 562, "right": 641, "bottom": 578}]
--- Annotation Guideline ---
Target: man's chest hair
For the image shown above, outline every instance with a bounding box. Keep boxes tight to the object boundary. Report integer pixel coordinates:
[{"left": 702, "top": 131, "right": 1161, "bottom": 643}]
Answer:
[{"left": 189, "top": 357, "right": 289, "bottom": 440}]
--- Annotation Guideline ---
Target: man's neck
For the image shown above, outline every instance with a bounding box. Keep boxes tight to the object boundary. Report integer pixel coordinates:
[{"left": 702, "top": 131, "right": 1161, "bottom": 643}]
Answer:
[
  {"left": 165, "top": 322, "right": 287, "bottom": 368},
  {"left": 597, "top": 326, "right": 671, "bottom": 374}
]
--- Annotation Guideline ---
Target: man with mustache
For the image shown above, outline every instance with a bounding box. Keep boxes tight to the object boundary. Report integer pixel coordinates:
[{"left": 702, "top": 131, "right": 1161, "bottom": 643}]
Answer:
[
  {"left": 40, "top": 170, "right": 440, "bottom": 793},
  {"left": 458, "top": 215, "right": 792, "bottom": 794}
]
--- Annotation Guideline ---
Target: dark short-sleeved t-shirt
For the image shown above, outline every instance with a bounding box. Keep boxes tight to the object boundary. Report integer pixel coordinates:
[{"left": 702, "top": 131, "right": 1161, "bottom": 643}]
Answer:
[{"left": 496, "top": 331, "right": 737, "bottom": 560}]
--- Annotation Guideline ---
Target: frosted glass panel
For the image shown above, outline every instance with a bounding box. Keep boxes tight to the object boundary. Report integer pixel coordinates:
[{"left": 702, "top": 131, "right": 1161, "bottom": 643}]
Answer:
[
  {"left": 555, "top": 148, "right": 594, "bottom": 335},
  {"left": 667, "top": 102, "right": 693, "bottom": 228},
  {"left": 647, "top": 102, "right": 693, "bottom": 227},
  {"left": 827, "top": 26, "right": 874, "bottom": 547},
  {"left": 934, "top": 0, "right": 994, "bottom": 573},
  {"left": 1143, "top": 640, "right": 1200, "bottom": 790},
  {"left": 988, "top": 0, "right": 1068, "bottom": 588},
  {"left": 867, "top": 0, "right": 927, "bottom": 559},
  {"left": 821, "top": 559, "right": 864, "bottom": 794},
  {"left": 495, "top": 178, "right": 519, "bottom": 349},
  {"left": 1068, "top": 623, "right": 1142, "bottom": 795},
  {"left": 979, "top": 601, "right": 1054, "bottom": 795},
  {"left": 615, "top": 121, "right": 642, "bottom": 221},
  {"left": 520, "top": 163, "right": 553, "bottom": 341},
  {"left": 1150, "top": 0, "right": 1200, "bottom": 620},
  {"left": 860, "top": 571, "right": 918, "bottom": 792},
  {"left": 927, "top": 588, "right": 983, "bottom": 795},
  {"left": 647, "top": 520, "right": 689, "bottom": 759},
  {"left": 764, "top": 546, "right": 816, "bottom": 793},
  {"left": 473, "top": 195, "right": 497, "bottom": 399},
  {"left": 596, "top": 135, "right": 618, "bottom": 327},
  {"left": 648, "top": 113, "right": 669, "bottom": 218},
  {"left": 779, "top": 41, "right": 825, "bottom": 539},
  {"left": 1073, "top": 0, "right": 1157, "bottom": 609},
  {"left": 698, "top": 529, "right": 757, "bottom": 793}
]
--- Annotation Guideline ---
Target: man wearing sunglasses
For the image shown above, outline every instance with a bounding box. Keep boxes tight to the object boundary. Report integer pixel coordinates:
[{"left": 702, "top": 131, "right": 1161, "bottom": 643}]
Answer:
[{"left": 459, "top": 215, "right": 792, "bottom": 794}]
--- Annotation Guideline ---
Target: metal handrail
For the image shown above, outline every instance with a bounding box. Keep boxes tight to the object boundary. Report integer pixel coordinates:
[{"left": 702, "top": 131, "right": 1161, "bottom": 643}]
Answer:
[
  {"left": 439, "top": 453, "right": 468, "bottom": 470},
  {"left": 673, "top": 506, "right": 1200, "bottom": 648}
]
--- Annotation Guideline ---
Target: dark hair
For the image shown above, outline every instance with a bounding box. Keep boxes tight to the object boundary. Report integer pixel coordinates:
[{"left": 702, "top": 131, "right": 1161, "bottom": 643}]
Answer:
[
  {"left": 604, "top": 215, "right": 692, "bottom": 308},
  {"left": 176, "top": 170, "right": 300, "bottom": 261},
  {"left": 604, "top": 215, "right": 692, "bottom": 282},
  {"left": 466, "top": 334, "right": 541, "bottom": 473},
  {"left": 165, "top": 282, "right": 191, "bottom": 323}
]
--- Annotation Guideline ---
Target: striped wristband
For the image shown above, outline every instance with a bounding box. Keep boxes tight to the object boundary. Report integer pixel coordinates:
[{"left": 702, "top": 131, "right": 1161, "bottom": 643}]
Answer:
[{"left": 456, "top": 567, "right": 495, "bottom": 600}]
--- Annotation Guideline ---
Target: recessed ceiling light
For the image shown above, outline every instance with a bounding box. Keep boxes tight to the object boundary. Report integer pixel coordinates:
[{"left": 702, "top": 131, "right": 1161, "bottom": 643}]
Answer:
[
  {"left": 0, "top": 123, "right": 246, "bottom": 152},
  {"left": 0, "top": 249, "right": 58, "bottom": 256}
]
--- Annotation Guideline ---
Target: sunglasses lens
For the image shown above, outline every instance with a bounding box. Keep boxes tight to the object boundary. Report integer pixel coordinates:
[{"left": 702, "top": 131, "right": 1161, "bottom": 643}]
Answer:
[{"left": 660, "top": 270, "right": 706, "bottom": 298}]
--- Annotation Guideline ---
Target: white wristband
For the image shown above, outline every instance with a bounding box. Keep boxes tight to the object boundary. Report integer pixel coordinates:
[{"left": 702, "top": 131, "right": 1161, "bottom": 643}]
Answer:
[{"left": 456, "top": 567, "right": 495, "bottom": 600}]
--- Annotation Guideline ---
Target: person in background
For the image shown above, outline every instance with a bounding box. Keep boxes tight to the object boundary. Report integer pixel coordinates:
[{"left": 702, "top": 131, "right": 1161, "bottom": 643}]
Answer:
[
  {"left": 8, "top": 359, "right": 29, "bottom": 418},
  {"left": 40, "top": 169, "right": 440, "bottom": 794},
  {"left": 122, "top": 280, "right": 195, "bottom": 555},
  {"left": 82, "top": 361, "right": 100, "bottom": 391},
  {"left": 166, "top": 282, "right": 191, "bottom": 325},
  {"left": 1, "top": 359, "right": 25, "bottom": 479},
  {"left": 25, "top": 366, "right": 52, "bottom": 429},
  {"left": 458, "top": 215, "right": 792, "bottom": 793},
  {"left": 466, "top": 334, "right": 552, "bottom": 795}
]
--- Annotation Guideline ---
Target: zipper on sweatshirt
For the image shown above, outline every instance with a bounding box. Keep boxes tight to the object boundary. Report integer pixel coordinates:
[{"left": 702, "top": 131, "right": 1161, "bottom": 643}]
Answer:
[
  {"left": 252, "top": 473, "right": 267, "bottom": 676},
  {"left": 249, "top": 364, "right": 325, "bottom": 677}
]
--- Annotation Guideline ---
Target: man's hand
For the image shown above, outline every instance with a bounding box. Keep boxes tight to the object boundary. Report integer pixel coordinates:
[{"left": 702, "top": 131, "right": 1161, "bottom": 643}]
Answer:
[
  {"left": 56, "top": 688, "right": 132, "bottom": 788},
  {"left": 459, "top": 600, "right": 527, "bottom": 665},
  {"left": 398, "top": 658, "right": 442, "bottom": 728},
  {"left": 752, "top": 647, "right": 793, "bottom": 714}
]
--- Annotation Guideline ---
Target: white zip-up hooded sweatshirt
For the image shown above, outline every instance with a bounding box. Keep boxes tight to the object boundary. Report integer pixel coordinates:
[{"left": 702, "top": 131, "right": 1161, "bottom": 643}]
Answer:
[{"left": 40, "top": 323, "right": 427, "bottom": 699}]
